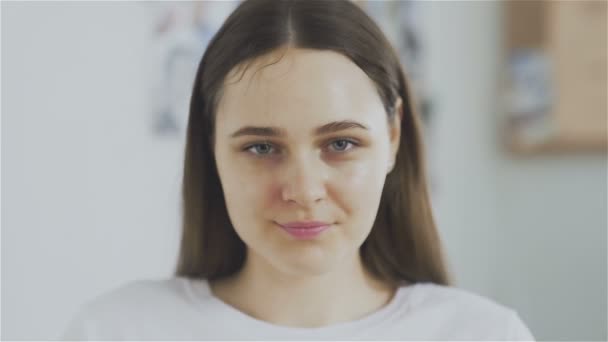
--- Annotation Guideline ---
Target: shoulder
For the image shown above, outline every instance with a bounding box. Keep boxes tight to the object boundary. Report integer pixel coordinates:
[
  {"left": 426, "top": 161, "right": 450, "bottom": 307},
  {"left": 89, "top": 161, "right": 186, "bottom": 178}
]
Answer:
[
  {"left": 83, "top": 277, "right": 191, "bottom": 313},
  {"left": 61, "top": 277, "right": 198, "bottom": 340},
  {"left": 408, "top": 282, "right": 510, "bottom": 314},
  {"left": 402, "top": 282, "right": 534, "bottom": 340}
]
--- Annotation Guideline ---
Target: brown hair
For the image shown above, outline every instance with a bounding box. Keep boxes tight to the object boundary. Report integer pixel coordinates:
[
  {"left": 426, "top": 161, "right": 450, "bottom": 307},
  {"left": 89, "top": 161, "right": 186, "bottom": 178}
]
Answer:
[{"left": 176, "top": 0, "right": 452, "bottom": 287}]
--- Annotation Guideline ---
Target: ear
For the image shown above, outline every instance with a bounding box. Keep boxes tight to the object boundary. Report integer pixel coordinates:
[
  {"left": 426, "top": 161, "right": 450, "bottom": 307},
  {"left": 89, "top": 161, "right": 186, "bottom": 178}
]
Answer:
[{"left": 388, "top": 97, "right": 403, "bottom": 174}]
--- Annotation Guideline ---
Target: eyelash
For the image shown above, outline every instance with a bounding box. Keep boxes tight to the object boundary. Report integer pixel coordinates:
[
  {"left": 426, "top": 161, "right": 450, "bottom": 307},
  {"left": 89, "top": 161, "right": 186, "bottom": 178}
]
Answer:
[{"left": 242, "top": 138, "right": 360, "bottom": 157}]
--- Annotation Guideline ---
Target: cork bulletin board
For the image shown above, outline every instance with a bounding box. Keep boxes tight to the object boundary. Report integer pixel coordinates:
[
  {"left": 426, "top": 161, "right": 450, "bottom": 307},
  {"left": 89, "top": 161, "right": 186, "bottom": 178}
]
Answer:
[{"left": 504, "top": 1, "right": 607, "bottom": 154}]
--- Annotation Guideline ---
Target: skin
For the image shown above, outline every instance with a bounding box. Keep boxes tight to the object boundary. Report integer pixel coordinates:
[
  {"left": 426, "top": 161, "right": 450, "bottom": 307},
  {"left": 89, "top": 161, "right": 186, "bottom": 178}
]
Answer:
[{"left": 211, "top": 47, "right": 403, "bottom": 328}]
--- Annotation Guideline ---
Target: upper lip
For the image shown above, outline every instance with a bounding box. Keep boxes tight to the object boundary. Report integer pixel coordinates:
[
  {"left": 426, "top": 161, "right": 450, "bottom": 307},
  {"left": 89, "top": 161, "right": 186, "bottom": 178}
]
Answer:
[{"left": 278, "top": 221, "right": 331, "bottom": 229}]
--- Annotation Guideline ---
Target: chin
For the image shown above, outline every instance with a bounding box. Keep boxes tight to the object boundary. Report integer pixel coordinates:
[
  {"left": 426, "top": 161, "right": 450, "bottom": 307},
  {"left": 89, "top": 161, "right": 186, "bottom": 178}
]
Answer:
[{"left": 271, "top": 247, "right": 345, "bottom": 277}]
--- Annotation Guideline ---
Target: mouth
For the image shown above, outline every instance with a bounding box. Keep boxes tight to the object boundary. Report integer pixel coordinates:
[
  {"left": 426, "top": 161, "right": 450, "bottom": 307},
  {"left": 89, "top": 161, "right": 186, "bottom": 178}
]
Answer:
[
  {"left": 278, "top": 220, "right": 331, "bottom": 229},
  {"left": 274, "top": 221, "right": 333, "bottom": 239}
]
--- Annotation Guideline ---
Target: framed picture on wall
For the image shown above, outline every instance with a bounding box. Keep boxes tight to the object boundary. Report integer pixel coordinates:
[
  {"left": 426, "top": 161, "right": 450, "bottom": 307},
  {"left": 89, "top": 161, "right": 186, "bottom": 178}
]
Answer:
[{"left": 504, "top": 0, "right": 607, "bottom": 154}]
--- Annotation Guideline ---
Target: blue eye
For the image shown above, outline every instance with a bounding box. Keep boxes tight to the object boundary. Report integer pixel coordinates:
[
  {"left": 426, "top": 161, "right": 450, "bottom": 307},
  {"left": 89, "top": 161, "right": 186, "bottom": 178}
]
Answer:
[
  {"left": 328, "top": 139, "right": 357, "bottom": 152},
  {"left": 246, "top": 143, "right": 276, "bottom": 155}
]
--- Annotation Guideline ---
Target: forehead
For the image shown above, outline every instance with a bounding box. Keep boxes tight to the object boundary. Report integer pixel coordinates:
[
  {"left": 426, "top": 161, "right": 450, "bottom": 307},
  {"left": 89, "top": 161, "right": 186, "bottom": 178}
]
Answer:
[{"left": 215, "top": 48, "right": 386, "bottom": 134}]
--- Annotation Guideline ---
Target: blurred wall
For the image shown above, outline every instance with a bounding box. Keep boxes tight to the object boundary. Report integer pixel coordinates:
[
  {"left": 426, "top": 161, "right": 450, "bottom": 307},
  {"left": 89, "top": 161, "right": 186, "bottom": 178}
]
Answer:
[
  {"left": 425, "top": 2, "right": 607, "bottom": 340},
  {"left": 2, "top": 2, "right": 606, "bottom": 340},
  {"left": 2, "top": 3, "right": 183, "bottom": 339}
]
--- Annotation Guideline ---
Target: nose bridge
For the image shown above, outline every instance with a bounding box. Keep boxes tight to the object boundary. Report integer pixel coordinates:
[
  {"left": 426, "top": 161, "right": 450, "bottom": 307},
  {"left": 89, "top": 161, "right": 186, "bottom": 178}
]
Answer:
[{"left": 281, "top": 149, "right": 327, "bottom": 205}]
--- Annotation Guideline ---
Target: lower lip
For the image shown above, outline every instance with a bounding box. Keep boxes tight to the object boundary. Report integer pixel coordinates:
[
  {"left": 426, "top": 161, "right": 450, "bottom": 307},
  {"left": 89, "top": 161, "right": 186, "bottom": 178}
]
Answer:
[{"left": 278, "top": 224, "right": 331, "bottom": 239}]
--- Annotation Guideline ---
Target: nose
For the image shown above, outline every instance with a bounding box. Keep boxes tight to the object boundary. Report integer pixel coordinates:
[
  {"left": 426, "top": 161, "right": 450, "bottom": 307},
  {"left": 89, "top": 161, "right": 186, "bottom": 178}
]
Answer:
[{"left": 280, "top": 153, "right": 328, "bottom": 207}]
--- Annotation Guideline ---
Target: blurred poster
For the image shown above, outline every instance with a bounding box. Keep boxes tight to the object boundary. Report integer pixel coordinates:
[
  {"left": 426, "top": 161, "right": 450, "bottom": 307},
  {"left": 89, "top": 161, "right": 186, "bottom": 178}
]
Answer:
[
  {"left": 357, "top": 0, "right": 433, "bottom": 127},
  {"left": 506, "top": 49, "right": 555, "bottom": 146},
  {"left": 504, "top": 0, "right": 607, "bottom": 152},
  {"left": 146, "top": 1, "right": 239, "bottom": 137}
]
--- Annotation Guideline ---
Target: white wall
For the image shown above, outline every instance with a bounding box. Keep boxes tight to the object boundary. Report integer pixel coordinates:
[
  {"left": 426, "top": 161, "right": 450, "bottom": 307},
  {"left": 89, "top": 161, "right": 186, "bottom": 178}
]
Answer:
[
  {"left": 494, "top": 155, "right": 607, "bottom": 340},
  {"left": 425, "top": 0, "right": 503, "bottom": 297},
  {"left": 2, "top": 2, "right": 606, "bottom": 340},
  {"left": 2, "top": 3, "right": 183, "bottom": 339},
  {"left": 426, "top": 2, "right": 607, "bottom": 340}
]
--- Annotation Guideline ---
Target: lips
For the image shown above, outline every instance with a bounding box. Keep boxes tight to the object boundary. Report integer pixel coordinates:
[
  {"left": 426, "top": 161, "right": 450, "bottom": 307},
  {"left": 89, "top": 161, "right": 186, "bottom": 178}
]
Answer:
[
  {"left": 276, "top": 221, "right": 332, "bottom": 239},
  {"left": 278, "top": 221, "right": 331, "bottom": 229}
]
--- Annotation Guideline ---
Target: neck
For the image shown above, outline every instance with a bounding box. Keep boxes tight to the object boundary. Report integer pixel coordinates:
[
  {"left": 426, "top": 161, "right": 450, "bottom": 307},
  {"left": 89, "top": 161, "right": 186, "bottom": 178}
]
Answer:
[{"left": 209, "top": 249, "right": 397, "bottom": 328}]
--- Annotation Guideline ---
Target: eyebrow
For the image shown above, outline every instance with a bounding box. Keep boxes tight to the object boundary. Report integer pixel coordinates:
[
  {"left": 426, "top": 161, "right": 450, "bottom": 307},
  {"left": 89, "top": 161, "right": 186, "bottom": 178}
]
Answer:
[{"left": 230, "top": 120, "right": 369, "bottom": 138}]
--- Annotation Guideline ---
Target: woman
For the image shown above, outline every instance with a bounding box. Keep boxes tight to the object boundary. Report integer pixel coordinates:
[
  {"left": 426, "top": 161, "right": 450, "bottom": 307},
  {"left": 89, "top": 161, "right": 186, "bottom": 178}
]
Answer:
[{"left": 63, "top": 0, "right": 535, "bottom": 340}]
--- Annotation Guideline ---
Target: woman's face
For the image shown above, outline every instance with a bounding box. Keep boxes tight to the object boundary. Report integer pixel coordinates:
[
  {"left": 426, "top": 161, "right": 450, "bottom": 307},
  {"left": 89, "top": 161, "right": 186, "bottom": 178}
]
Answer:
[{"left": 214, "top": 48, "right": 401, "bottom": 277}]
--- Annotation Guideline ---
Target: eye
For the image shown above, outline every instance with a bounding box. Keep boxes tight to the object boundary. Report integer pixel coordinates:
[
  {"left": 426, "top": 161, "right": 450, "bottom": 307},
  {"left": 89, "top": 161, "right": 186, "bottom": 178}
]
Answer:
[
  {"left": 328, "top": 139, "right": 358, "bottom": 153},
  {"left": 244, "top": 142, "right": 277, "bottom": 156}
]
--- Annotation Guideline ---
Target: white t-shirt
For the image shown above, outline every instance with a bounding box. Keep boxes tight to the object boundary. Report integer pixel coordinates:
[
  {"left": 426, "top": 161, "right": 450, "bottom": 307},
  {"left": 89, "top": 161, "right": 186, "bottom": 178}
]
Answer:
[{"left": 62, "top": 277, "right": 535, "bottom": 340}]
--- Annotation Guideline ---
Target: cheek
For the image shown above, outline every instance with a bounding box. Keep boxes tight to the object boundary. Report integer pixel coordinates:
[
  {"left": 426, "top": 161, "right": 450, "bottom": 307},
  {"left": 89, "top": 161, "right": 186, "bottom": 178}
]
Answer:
[
  {"left": 215, "top": 151, "right": 269, "bottom": 223},
  {"left": 343, "top": 160, "right": 383, "bottom": 189},
  {"left": 331, "top": 159, "right": 387, "bottom": 239},
  {"left": 335, "top": 157, "right": 387, "bottom": 205},
  {"left": 216, "top": 161, "right": 280, "bottom": 249},
  {"left": 320, "top": 159, "right": 387, "bottom": 247}
]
